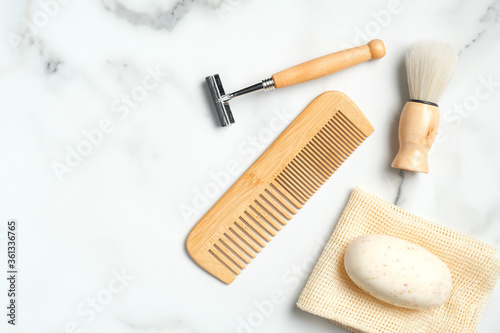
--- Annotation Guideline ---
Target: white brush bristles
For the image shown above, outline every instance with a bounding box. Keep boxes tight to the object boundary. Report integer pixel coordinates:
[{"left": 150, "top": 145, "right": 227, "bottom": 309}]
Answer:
[{"left": 406, "top": 40, "right": 458, "bottom": 104}]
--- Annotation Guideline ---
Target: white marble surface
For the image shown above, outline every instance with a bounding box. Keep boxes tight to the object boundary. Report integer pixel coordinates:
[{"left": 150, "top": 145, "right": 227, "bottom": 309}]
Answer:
[{"left": 0, "top": 0, "right": 499, "bottom": 332}]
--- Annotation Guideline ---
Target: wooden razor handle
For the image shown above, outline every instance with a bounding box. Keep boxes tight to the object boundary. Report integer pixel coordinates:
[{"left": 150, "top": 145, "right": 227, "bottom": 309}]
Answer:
[
  {"left": 272, "top": 39, "right": 385, "bottom": 89},
  {"left": 391, "top": 101, "right": 440, "bottom": 173}
]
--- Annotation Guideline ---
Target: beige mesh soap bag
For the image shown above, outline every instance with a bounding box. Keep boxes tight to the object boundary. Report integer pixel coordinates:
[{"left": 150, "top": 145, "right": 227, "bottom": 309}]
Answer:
[{"left": 297, "top": 187, "right": 500, "bottom": 333}]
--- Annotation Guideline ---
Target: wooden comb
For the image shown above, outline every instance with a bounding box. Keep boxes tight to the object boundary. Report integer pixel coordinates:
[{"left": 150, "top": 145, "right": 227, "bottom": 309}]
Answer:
[{"left": 186, "top": 91, "right": 374, "bottom": 284}]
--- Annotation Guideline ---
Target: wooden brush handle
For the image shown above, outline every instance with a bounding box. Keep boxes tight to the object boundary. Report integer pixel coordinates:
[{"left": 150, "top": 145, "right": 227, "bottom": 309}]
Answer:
[
  {"left": 391, "top": 101, "right": 440, "bottom": 173},
  {"left": 272, "top": 39, "right": 385, "bottom": 89}
]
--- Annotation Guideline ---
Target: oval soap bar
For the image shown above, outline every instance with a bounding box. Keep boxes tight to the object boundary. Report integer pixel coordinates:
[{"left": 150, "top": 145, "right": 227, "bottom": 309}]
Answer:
[{"left": 344, "top": 234, "right": 452, "bottom": 310}]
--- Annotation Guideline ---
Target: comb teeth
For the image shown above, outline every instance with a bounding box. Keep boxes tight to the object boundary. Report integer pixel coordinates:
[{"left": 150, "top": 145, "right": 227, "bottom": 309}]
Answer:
[
  {"left": 187, "top": 92, "right": 373, "bottom": 284},
  {"left": 273, "top": 113, "right": 364, "bottom": 206},
  {"left": 207, "top": 112, "right": 366, "bottom": 282}
]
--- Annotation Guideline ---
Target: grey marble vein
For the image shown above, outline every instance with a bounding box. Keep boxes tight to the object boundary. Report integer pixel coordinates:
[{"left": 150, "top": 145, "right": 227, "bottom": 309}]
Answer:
[
  {"left": 102, "top": 0, "right": 225, "bottom": 31},
  {"left": 464, "top": 1, "right": 499, "bottom": 50},
  {"left": 394, "top": 170, "right": 405, "bottom": 206},
  {"left": 464, "top": 29, "right": 486, "bottom": 50},
  {"left": 46, "top": 59, "right": 62, "bottom": 74},
  {"left": 480, "top": 1, "right": 500, "bottom": 23}
]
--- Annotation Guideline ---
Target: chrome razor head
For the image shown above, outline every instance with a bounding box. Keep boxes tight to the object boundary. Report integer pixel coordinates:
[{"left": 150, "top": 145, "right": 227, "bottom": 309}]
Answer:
[{"left": 205, "top": 74, "right": 234, "bottom": 127}]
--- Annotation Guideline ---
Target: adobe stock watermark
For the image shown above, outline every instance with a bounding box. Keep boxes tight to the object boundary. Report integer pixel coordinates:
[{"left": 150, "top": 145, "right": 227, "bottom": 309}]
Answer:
[
  {"left": 179, "top": 107, "right": 296, "bottom": 223},
  {"left": 51, "top": 65, "right": 168, "bottom": 182},
  {"left": 56, "top": 267, "right": 134, "bottom": 333},
  {"left": 339, "top": 0, "right": 402, "bottom": 49},
  {"left": 7, "top": 0, "right": 72, "bottom": 50},
  {"left": 431, "top": 74, "right": 499, "bottom": 153},
  {"left": 236, "top": 239, "right": 325, "bottom": 333}
]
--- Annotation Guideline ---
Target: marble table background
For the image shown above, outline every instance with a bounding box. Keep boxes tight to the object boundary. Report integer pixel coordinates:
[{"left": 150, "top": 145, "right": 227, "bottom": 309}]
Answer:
[{"left": 1, "top": 0, "right": 499, "bottom": 332}]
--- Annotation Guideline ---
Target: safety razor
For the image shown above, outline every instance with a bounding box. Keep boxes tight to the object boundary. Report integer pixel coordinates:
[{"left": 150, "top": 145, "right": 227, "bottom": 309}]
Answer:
[{"left": 206, "top": 39, "right": 385, "bottom": 127}]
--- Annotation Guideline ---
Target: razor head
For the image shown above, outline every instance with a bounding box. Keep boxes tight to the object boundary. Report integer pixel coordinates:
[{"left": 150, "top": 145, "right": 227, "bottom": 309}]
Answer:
[{"left": 206, "top": 74, "right": 235, "bottom": 127}]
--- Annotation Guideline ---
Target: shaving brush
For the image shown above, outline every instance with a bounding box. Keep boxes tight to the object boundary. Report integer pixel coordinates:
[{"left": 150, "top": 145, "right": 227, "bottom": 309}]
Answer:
[{"left": 392, "top": 40, "right": 458, "bottom": 173}]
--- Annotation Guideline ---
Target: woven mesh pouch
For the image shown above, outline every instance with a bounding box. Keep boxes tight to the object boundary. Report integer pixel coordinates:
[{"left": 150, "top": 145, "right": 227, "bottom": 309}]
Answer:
[{"left": 297, "top": 187, "right": 500, "bottom": 333}]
